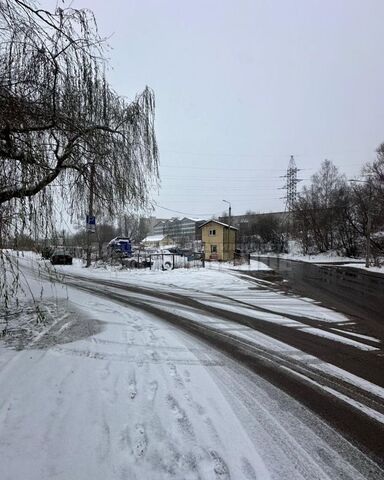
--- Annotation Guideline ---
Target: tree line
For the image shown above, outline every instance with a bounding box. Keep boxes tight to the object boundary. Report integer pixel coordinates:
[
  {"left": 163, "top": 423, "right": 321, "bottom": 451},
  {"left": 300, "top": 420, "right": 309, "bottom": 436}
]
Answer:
[
  {"left": 220, "top": 145, "right": 384, "bottom": 265},
  {"left": 292, "top": 145, "right": 384, "bottom": 263}
]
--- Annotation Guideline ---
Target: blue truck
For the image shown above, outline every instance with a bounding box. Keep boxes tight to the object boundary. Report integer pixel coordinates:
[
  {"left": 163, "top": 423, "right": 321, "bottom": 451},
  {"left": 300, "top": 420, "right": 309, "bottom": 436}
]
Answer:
[{"left": 108, "top": 237, "right": 132, "bottom": 257}]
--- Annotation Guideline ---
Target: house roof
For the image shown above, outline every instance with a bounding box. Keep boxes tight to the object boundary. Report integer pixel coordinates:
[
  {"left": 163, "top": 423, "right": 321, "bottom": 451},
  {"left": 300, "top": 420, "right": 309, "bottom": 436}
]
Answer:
[
  {"left": 108, "top": 236, "right": 131, "bottom": 245},
  {"left": 155, "top": 217, "right": 204, "bottom": 225},
  {"left": 184, "top": 217, "right": 204, "bottom": 222},
  {"left": 198, "top": 220, "right": 238, "bottom": 230},
  {"left": 142, "top": 234, "right": 172, "bottom": 242}
]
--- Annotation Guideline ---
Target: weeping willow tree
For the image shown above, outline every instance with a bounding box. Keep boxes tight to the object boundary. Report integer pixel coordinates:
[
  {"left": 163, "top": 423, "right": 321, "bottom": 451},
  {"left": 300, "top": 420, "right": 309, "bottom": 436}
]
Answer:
[{"left": 0, "top": 0, "right": 159, "bottom": 313}]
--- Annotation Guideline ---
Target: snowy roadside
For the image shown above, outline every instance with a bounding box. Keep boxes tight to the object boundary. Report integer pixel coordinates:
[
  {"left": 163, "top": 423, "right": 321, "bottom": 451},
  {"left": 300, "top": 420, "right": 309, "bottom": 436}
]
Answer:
[
  {"left": 1, "top": 254, "right": 275, "bottom": 480},
  {"left": 253, "top": 251, "right": 384, "bottom": 274},
  {"left": 1, "top": 251, "right": 384, "bottom": 479},
  {"left": 6, "top": 251, "right": 382, "bottom": 352}
]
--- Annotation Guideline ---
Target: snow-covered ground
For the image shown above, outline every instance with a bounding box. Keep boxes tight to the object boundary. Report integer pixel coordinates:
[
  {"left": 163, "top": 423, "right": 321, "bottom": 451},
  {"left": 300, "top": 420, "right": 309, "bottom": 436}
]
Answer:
[
  {"left": 0, "top": 252, "right": 383, "bottom": 479},
  {"left": 339, "top": 262, "right": 384, "bottom": 273}
]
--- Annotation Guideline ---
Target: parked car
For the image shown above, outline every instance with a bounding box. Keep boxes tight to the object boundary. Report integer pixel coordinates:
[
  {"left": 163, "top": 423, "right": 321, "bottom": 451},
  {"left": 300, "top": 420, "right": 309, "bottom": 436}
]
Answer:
[
  {"left": 50, "top": 248, "right": 73, "bottom": 265},
  {"left": 168, "top": 247, "right": 185, "bottom": 255}
]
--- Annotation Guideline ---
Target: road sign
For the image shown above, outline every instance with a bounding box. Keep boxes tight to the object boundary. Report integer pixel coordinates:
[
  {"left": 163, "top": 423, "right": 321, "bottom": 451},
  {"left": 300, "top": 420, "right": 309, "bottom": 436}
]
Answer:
[{"left": 86, "top": 215, "right": 96, "bottom": 232}]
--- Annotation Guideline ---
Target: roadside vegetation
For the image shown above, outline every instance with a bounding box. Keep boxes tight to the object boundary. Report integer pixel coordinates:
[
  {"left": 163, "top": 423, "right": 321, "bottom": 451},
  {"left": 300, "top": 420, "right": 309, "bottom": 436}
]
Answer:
[
  {"left": 292, "top": 146, "right": 384, "bottom": 264},
  {"left": 0, "top": 0, "right": 159, "bottom": 308}
]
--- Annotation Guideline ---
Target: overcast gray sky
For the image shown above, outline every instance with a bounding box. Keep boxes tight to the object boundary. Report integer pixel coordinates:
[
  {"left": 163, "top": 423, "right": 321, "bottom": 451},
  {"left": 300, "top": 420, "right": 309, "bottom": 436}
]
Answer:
[{"left": 68, "top": 0, "right": 384, "bottom": 219}]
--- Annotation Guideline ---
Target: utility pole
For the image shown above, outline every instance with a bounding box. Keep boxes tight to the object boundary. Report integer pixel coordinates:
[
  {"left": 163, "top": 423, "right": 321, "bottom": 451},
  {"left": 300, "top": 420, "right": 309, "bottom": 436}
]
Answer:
[
  {"left": 280, "top": 155, "right": 302, "bottom": 251},
  {"left": 86, "top": 161, "right": 95, "bottom": 268},
  {"left": 286, "top": 155, "right": 299, "bottom": 212},
  {"left": 279, "top": 155, "right": 301, "bottom": 212}
]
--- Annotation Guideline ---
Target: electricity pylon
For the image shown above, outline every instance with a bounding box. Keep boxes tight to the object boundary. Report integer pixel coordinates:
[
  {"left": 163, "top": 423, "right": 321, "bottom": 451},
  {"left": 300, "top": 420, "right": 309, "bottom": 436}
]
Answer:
[{"left": 280, "top": 155, "right": 301, "bottom": 212}]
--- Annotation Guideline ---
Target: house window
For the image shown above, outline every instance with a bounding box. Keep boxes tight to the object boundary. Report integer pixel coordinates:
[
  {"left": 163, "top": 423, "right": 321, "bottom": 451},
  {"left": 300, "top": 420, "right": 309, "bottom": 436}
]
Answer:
[
  {"left": 210, "top": 245, "right": 217, "bottom": 253},
  {"left": 209, "top": 229, "right": 216, "bottom": 236}
]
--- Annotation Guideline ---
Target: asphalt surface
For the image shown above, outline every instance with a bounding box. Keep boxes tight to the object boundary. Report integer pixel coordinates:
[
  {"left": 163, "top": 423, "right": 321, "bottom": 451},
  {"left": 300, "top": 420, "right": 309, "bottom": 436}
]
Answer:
[{"left": 58, "top": 270, "right": 384, "bottom": 471}]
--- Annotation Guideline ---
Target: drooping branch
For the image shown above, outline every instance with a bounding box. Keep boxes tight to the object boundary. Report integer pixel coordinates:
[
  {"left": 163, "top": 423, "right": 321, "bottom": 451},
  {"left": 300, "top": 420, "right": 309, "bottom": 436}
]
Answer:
[{"left": 0, "top": 0, "right": 159, "bottom": 219}]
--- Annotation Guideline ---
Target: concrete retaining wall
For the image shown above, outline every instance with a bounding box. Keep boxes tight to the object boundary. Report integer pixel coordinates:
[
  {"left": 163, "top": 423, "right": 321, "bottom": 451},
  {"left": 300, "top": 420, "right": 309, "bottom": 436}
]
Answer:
[{"left": 256, "top": 256, "right": 384, "bottom": 320}]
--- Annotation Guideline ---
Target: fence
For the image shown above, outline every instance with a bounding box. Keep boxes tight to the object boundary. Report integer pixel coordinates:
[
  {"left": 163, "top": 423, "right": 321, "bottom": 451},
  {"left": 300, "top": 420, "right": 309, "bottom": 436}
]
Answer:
[{"left": 121, "top": 252, "right": 205, "bottom": 271}]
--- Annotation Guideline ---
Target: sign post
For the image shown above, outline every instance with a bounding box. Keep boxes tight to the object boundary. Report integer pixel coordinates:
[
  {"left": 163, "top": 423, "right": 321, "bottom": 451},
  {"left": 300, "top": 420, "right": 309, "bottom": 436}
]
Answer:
[
  {"left": 86, "top": 215, "right": 96, "bottom": 267},
  {"left": 86, "top": 215, "right": 96, "bottom": 233}
]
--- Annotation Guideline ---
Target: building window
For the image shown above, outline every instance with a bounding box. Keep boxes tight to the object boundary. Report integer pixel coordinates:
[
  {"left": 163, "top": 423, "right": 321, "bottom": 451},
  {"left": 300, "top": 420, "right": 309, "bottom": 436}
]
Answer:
[
  {"left": 210, "top": 245, "right": 217, "bottom": 253},
  {"left": 209, "top": 229, "right": 216, "bottom": 236}
]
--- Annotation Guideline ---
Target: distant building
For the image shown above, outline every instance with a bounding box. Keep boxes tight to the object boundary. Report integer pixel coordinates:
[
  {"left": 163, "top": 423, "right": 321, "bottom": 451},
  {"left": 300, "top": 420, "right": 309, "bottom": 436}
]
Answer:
[
  {"left": 219, "top": 211, "right": 288, "bottom": 228},
  {"left": 199, "top": 220, "right": 238, "bottom": 261},
  {"left": 152, "top": 217, "right": 205, "bottom": 248},
  {"left": 141, "top": 234, "right": 174, "bottom": 248},
  {"left": 153, "top": 220, "right": 168, "bottom": 236}
]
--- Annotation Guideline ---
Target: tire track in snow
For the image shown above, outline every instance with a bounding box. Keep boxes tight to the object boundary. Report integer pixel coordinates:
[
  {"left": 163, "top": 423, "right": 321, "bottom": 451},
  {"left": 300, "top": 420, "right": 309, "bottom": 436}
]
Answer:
[
  {"left": 16, "top": 264, "right": 379, "bottom": 478},
  {"left": 59, "top": 275, "right": 384, "bottom": 467}
]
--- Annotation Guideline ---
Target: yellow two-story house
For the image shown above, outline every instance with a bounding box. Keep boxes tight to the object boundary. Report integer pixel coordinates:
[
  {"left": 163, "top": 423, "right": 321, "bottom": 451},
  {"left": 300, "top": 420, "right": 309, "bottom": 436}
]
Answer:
[{"left": 199, "top": 220, "right": 238, "bottom": 261}]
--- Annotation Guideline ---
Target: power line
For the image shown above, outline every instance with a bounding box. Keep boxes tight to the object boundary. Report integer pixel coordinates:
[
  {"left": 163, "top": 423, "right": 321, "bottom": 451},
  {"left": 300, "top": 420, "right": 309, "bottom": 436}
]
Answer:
[
  {"left": 156, "top": 195, "right": 282, "bottom": 200},
  {"left": 153, "top": 202, "right": 215, "bottom": 217},
  {"left": 161, "top": 150, "right": 288, "bottom": 158},
  {"left": 162, "top": 147, "right": 373, "bottom": 160},
  {"left": 160, "top": 163, "right": 292, "bottom": 171},
  {"left": 162, "top": 178, "right": 284, "bottom": 184}
]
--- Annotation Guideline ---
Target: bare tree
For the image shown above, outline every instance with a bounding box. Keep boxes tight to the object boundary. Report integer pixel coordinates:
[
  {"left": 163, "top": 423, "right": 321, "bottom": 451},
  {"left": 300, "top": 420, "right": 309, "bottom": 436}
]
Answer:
[
  {"left": 293, "top": 160, "right": 348, "bottom": 253},
  {"left": 366, "top": 143, "right": 384, "bottom": 185},
  {"left": 0, "top": 0, "right": 159, "bottom": 311},
  {"left": 118, "top": 214, "right": 150, "bottom": 243},
  {"left": 292, "top": 154, "right": 384, "bottom": 260},
  {"left": 0, "top": 0, "right": 159, "bottom": 221},
  {"left": 347, "top": 180, "right": 384, "bottom": 263}
]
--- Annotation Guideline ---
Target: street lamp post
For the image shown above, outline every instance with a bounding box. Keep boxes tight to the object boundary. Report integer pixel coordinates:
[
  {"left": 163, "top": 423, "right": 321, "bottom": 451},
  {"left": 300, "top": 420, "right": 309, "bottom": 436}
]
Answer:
[
  {"left": 223, "top": 199, "right": 232, "bottom": 261},
  {"left": 222, "top": 199, "right": 231, "bottom": 228}
]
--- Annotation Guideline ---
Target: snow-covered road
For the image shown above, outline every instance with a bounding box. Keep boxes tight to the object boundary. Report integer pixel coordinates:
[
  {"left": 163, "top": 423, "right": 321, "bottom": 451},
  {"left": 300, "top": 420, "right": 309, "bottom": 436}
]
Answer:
[{"left": 1, "top": 254, "right": 383, "bottom": 479}]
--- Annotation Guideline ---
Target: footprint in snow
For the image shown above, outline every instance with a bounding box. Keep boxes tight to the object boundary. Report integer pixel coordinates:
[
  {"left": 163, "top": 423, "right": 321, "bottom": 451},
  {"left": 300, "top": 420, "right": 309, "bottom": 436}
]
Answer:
[
  {"left": 167, "top": 394, "right": 195, "bottom": 439},
  {"left": 149, "top": 330, "right": 158, "bottom": 342},
  {"left": 98, "top": 418, "right": 111, "bottom": 461},
  {"left": 168, "top": 363, "right": 185, "bottom": 389},
  {"left": 128, "top": 373, "right": 137, "bottom": 400},
  {"left": 210, "top": 450, "right": 231, "bottom": 479},
  {"left": 194, "top": 401, "right": 206, "bottom": 416},
  {"left": 148, "top": 380, "right": 158, "bottom": 402},
  {"left": 150, "top": 350, "right": 160, "bottom": 362},
  {"left": 100, "top": 361, "right": 111, "bottom": 380},
  {"left": 132, "top": 423, "right": 147, "bottom": 459},
  {"left": 241, "top": 457, "right": 258, "bottom": 480}
]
